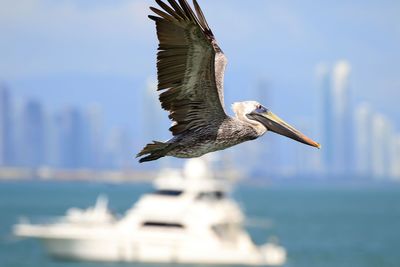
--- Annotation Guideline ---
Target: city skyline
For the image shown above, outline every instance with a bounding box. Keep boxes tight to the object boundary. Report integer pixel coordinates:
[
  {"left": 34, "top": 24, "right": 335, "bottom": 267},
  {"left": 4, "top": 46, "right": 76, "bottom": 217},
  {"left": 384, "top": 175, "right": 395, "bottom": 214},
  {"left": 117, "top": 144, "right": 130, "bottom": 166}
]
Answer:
[
  {"left": 1, "top": 59, "right": 400, "bottom": 181},
  {"left": 317, "top": 61, "right": 400, "bottom": 180},
  {"left": 0, "top": 85, "right": 138, "bottom": 170}
]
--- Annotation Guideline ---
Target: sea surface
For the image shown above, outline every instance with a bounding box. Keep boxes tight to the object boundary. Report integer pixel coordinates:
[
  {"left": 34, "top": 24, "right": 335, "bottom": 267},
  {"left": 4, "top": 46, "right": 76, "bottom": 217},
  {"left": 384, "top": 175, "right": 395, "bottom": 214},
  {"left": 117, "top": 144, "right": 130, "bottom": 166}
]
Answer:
[{"left": 0, "top": 180, "right": 400, "bottom": 267}]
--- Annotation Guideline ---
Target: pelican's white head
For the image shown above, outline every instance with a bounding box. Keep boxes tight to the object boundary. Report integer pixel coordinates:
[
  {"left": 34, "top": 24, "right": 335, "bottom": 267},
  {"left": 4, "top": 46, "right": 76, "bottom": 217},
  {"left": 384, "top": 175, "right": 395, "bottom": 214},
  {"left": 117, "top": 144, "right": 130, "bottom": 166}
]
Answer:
[
  {"left": 232, "top": 101, "right": 266, "bottom": 133},
  {"left": 231, "top": 101, "right": 320, "bottom": 148}
]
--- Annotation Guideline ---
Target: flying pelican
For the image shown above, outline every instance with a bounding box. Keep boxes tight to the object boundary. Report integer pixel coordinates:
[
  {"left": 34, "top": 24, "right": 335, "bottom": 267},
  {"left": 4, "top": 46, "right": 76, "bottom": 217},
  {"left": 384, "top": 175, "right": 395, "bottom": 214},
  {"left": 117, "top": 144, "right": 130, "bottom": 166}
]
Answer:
[{"left": 137, "top": 0, "right": 320, "bottom": 163}]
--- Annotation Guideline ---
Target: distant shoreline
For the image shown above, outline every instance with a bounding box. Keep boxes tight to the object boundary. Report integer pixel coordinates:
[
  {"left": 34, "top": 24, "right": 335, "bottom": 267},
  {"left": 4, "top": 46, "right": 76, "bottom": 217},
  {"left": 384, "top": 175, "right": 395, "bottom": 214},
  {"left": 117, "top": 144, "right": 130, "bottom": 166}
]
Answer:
[
  {"left": 0, "top": 167, "right": 155, "bottom": 183},
  {"left": 1, "top": 169, "right": 399, "bottom": 189}
]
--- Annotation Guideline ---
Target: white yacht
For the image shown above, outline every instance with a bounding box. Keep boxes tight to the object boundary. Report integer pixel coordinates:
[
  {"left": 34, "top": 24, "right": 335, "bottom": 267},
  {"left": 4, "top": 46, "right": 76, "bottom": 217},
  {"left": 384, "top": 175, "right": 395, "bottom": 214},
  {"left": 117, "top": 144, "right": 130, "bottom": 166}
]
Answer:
[{"left": 13, "top": 159, "right": 286, "bottom": 266}]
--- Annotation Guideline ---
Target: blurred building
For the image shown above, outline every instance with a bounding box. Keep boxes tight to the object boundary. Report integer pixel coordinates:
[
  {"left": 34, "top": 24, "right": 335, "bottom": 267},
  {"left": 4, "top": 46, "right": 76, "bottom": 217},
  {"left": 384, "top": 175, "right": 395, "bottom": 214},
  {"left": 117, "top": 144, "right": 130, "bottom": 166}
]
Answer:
[
  {"left": 0, "top": 84, "right": 12, "bottom": 166},
  {"left": 54, "top": 108, "right": 88, "bottom": 169},
  {"left": 20, "top": 100, "right": 46, "bottom": 168},
  {"left": 86, "top": 104, "right": 104, "bottom": 169},
  {"left": 46, "top": 113, "right": 59, "bottom": 168},
  {"left": 354, "top": 103, "right": 372, "bottom": 177},
  {"left": 355, "top": 103, "right": 400, "bottom": 180},
  {"left": 371, "top": 114, "right": 393, "bottom": 178},
  {"left": 391, "top": 135, "right": 400, "bottom": 179},
  {"left": 104, "top": 127, "right": 133, "bottom": 169},
  {"left": 331, "top": 61, "right": 353, "bottom": 175},
  {"left": 294, "top": 119, "right": 319, "bottom": 175},
  {"left": 316, "top": 64, "right": 334, "bottom": 174},
  {"left": 142, "top": 78, "right": 166, "bottom": 143}
]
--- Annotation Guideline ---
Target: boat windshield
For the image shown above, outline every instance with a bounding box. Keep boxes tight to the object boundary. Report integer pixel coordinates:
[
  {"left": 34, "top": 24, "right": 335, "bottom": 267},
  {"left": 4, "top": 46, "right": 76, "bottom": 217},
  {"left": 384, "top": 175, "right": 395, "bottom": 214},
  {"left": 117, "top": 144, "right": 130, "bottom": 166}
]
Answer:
[
  {"left": 196, "top": 191, "right": 225, "bottom": 201},
  {"left": 153, "top": 190, "right": 183, "bottom": 196},
  {"left": 142, "top": 221, "right": 185, "bottom": 229}
]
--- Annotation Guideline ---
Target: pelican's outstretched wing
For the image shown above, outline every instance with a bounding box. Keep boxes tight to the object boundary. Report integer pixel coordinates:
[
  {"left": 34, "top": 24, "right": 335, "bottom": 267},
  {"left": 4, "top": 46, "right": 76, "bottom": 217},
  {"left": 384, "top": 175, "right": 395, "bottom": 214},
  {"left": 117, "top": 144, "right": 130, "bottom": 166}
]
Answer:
[{"left": 149, "top": 0, "right": 228, "bottom": 136}]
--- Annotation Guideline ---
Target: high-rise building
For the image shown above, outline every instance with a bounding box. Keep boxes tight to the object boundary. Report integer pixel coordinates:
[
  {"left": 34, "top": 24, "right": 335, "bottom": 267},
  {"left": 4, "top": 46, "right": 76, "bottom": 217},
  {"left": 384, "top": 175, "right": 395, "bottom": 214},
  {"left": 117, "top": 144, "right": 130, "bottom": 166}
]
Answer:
[
  {"left": 354, "top": 103, "right": 372, "bottom": 177},
  {"left": 104, "top": 127, "right": 133, "bottom": 169},
  {"left": 391, "top": 135, "right": 400, "bottom": 179},
  {"left": 316, "top": 63, "right": 334, "bottom": 174},
  {"left": 86, "top": 104, "right": 104, "bottom": 169},
  {"left": 20, "top": 100, "right": 45, "bottom": 168},
  {"left": 142, "top": 78, "right": 167, "bottom": 142},
  {"left": 54, "top": 107, "right": 87, "bottom": 169},
  {"left": 331, "top": 60, "right": 352, "bottom": 174},
  {"left": 46, "top": 112, "right": 59, "bottom": 168},
  {"left": 0, "top": 84, "right": 12, "bottom": 166},
  {"left": 371, "top": 114, "right": 393, "bottom": 178},
  {"left": 293, "top": 118, "right": 320, "bottom": 175}
]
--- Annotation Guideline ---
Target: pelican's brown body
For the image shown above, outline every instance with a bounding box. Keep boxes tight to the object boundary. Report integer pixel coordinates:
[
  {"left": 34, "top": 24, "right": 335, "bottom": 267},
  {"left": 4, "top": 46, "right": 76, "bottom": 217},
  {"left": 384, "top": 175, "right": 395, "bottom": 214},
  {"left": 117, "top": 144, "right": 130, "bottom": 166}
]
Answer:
[
  {"left": 137, "top": 0, "right": 320, "bottom": 163},
  {"left": 139, "top": 118, "right": 259, "bottom": 162}
]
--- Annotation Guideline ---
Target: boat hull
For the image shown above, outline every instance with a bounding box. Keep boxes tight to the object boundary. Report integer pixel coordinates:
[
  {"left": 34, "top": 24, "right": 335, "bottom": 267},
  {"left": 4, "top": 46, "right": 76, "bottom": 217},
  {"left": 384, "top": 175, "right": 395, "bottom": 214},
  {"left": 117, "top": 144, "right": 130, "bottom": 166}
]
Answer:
[{"left": 16, "top": 225, "right": 285, "bottom": 266}]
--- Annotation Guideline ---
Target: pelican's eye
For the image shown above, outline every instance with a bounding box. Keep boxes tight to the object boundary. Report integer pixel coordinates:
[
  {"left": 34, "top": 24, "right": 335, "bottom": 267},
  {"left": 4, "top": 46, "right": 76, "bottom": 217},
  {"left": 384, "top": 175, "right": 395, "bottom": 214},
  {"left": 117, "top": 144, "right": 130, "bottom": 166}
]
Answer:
[{"left": 255, "top": 105, "right": 268, "bottom": 113}]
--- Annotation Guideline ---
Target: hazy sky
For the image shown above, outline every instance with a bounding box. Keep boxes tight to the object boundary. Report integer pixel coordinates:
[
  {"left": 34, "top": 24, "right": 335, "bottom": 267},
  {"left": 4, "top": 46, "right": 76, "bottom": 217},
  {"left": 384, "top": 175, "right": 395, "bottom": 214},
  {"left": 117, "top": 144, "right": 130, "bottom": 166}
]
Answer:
[{"left": 1, "top": 0, "right": 400, "bottom": 138}]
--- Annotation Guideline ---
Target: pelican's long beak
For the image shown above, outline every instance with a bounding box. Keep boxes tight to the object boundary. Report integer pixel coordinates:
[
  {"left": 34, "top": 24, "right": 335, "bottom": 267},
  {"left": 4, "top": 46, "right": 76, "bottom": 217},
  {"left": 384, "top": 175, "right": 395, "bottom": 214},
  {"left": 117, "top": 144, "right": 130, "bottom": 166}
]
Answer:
[{"left": 250, "top": 110, "right": 321, "bottom": 149}]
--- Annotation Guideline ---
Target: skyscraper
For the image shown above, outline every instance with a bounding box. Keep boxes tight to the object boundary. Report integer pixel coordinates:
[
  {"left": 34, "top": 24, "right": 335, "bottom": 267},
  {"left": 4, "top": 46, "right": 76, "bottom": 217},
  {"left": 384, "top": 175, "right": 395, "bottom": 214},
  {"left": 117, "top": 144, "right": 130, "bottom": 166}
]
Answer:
[
  {"left": 142, "top": 78, "right": 167, "bottom": 142},
  {"left": 20, "top": 100, "right": 45, "bottom": 168},
  {"left": 331, "top": 60, "right": 352, "bottom": 174},
  {"left": 293, "top": 118, "right": 321, "bottom": 175},
  {"left": 354, "top": 103, "right": 372, "bottom": 177},
  {"left": 105, "top": 127, "right": 133, "bottom": 169},
  {"left": 0, "top": 84, "right": 12, "bottom": 166},
  {"left": 391, "top": 135, "right": 400, "bottom": 179},
  {"left": 55, "top": 107, "right": 87, "bottom": 169},
  {"left": 86, "top": 104, "right": 104, "bottom": 169},
  {"left": 316, "top": 63, "right": 333, "bottom": 174},
  {"left": 371, "top": 114, "right": 393, "bottom": 178}
]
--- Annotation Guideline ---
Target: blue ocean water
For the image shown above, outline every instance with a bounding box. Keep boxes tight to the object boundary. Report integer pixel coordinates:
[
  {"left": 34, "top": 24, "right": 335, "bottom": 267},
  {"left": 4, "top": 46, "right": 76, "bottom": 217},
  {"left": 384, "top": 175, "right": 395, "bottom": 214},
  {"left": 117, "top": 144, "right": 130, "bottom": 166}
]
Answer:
[{"left": 0, "top": 181, "right": 400, "bottom": 267}]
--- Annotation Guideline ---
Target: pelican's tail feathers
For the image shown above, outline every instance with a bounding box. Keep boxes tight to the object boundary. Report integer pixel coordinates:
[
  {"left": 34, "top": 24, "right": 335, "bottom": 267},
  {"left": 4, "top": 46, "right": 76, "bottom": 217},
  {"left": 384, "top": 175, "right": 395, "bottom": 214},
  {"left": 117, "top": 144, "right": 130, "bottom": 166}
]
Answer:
[{"left": 137, "top": 141, "right": 169, "bottom": 163}]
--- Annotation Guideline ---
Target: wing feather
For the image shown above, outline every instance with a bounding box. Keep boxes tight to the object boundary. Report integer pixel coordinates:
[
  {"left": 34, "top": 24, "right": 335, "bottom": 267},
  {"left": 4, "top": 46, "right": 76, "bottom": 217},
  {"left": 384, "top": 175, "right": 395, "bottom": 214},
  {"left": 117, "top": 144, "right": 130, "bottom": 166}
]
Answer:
[
  {"left": 150, "top": 7, "right": 178, "bottom": 22},
  {"left": 155, "top": 0, "right": 184, "bottom": 21},
  {"left": 167, "top": 0, "right": 188, "bottom": 20},
  {"left": 193, "top": 0, "right": 211, "bottom": 34},
  {"left": 149, "top": 0, "right": 228, "bottom": 136}
]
